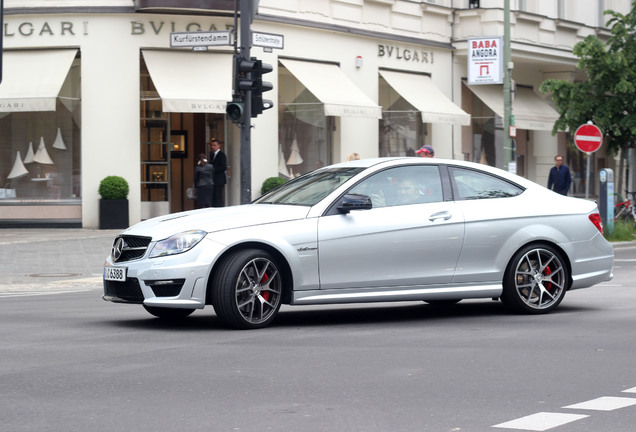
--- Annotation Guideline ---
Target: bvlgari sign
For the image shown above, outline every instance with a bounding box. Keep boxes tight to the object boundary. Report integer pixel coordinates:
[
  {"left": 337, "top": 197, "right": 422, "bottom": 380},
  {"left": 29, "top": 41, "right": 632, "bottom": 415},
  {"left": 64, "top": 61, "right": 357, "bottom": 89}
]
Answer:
[{"left": 467, "top": 36, "right": 503, "bottom": 85}]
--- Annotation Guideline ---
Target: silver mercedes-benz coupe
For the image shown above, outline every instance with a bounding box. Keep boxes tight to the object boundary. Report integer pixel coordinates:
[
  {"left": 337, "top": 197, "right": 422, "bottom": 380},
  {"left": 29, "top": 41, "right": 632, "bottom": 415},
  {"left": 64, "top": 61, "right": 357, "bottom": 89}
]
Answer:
[{"left": 103, "top": 157, "right": 614, "bottom": 329}]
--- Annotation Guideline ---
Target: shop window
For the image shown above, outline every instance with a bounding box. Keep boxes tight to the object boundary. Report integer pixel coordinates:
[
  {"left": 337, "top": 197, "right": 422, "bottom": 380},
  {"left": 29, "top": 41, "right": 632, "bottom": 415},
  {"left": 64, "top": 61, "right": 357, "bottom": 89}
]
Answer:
[
  {"left": 0, "top": 61, "right": 81, "bottom": 202},
  {"left": 378, "top": 75, "right": 426, "bottom": 157},
  {"left": 467, "top": 85, "right": 501, "bottom": 168},
  {"left": 140, "top": 57, "right": 170, "bottom": 212},
  {"left": 278, "top": 64, "right": 332, "bottom": 178}
]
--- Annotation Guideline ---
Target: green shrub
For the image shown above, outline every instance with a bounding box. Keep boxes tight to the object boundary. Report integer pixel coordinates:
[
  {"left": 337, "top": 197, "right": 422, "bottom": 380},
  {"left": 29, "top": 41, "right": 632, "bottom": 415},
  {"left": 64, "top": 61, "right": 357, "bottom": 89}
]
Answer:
[
  {"left": 261, "top": 177, "right": 287, "bottom": 195},
  {"left": 98, "top": 176, "right": 129, "bottom": 200},
  {"left": 604, "top": 220, "right": 635, "bottom": 242}
]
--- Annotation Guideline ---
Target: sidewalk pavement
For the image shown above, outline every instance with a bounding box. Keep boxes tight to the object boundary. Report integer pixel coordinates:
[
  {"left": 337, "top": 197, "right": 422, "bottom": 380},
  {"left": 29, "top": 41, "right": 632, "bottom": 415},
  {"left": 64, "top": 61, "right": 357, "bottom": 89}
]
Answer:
[
  {"left": 0, "top": 228, "right": 121, "bottom": 296},
  {"left": 0, "top": 228, "right": 633, "bottom": 296}
]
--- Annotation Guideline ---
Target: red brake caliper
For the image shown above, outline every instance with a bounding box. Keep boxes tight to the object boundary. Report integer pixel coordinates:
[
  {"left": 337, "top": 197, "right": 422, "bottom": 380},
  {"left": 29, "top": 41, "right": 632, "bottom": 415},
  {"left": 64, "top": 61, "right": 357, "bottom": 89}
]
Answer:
[
  {"left": 543, "top": 265, "right": 552, "bottom": 291},
  {"left": 260, "top": 273, "right": 270, "bottom": 301}
]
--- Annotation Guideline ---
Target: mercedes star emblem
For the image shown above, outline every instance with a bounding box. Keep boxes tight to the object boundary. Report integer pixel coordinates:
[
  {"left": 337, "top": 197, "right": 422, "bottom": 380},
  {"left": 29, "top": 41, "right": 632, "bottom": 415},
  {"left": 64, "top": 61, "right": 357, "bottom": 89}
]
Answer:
[{"left": 112, "top": 238, "right": 126, "bottom": 261}]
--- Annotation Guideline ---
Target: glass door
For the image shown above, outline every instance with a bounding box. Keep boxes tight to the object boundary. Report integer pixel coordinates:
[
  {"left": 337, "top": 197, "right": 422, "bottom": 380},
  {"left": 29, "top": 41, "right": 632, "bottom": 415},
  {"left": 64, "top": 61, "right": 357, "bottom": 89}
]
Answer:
[{"left": 140, "top": 60, "right": 171, "bottom": 219}]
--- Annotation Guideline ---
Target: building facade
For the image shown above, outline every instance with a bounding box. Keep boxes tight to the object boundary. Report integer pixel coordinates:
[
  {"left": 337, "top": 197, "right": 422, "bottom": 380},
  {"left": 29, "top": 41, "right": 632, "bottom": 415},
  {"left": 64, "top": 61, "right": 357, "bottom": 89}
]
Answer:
[{"left": 0, "top": 0, "right": 631, "bottom": 227}]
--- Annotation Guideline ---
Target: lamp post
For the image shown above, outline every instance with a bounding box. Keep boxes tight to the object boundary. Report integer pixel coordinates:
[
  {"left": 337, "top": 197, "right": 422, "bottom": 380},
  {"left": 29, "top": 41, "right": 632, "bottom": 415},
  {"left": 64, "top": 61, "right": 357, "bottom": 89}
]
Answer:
[{"left": 503, "top": 0, "right": 515, "bottom": 172}]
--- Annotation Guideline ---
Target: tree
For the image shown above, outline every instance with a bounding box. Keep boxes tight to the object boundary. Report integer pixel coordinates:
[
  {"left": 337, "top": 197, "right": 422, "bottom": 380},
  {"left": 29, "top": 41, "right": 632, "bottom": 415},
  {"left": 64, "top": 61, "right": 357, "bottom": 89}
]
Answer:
[{"left": 540, "top": 1, "right": 636, "bottom": 192}]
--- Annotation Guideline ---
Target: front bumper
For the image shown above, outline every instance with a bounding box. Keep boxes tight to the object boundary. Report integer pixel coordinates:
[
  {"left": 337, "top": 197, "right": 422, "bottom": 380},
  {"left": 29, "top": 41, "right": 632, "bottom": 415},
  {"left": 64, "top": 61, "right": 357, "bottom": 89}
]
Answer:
[{"left": 102, "top": 236, "right": 224, "bottom": 309}]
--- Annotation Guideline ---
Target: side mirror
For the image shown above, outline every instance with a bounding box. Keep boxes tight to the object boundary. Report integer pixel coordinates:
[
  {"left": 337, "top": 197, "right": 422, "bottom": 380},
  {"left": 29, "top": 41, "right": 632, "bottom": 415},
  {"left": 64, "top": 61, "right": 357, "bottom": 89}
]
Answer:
[{"left": 337, "top": 193, "right": 372, "bottom": 214}]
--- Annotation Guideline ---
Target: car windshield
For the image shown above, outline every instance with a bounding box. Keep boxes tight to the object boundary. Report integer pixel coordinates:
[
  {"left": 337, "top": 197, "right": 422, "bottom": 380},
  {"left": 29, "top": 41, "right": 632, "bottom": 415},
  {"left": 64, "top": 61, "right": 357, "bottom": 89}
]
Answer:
[{"left": 254, "top": 168, "right": 363, "bottom": 206}]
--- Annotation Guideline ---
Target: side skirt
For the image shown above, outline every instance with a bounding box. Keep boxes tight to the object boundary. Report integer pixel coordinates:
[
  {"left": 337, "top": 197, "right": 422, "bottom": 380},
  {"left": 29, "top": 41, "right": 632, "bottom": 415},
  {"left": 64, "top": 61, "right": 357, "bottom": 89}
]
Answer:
[{"left": 291, "top": 284, "right": 502, "bottom": 305}]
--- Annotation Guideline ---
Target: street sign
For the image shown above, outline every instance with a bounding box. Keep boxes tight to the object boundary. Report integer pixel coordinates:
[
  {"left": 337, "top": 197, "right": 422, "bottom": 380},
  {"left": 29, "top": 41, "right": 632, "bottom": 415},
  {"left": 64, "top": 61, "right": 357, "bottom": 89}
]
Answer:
[
  {"left": 252, "top": 31, "right": 284, "bottom": 50},
  {"left": 574, "top": 122, "right": 603, "bottom": 153},
  {"left": 170, "top": 31, "right": 231, "bottom": 48}
]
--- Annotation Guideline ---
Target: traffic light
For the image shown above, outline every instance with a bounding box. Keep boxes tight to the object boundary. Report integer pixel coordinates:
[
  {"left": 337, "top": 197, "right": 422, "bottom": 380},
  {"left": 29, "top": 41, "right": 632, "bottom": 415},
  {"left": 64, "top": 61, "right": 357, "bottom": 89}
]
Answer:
[
  {"left": 226, "top": 96, "right": 244, "bottom": 123},
  {"left": 250, "top": 59, "right": 273, "bottom": 118},
  {"left": 226, "top": 55, "right": 258, "bottom": 123},
  {"left": 226, "top": 55, "right": 274, "bottom": 122}
]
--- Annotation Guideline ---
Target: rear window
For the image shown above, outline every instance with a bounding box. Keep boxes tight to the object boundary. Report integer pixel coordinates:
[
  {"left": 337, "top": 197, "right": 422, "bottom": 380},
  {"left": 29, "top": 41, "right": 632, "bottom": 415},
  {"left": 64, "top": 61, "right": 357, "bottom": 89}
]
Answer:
[{"left": 449, "top": 167, "right": 524, "bottom": 200}]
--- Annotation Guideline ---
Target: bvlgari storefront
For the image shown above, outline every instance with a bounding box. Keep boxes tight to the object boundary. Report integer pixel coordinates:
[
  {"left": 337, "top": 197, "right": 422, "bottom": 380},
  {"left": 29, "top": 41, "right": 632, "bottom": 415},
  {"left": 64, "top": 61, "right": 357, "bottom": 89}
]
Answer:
[
  {"left": 0, "top": 4, "right": 465, "bottom": 228},
  {"left": 0, "top": 46, "right": 82, "bottom": 227}
]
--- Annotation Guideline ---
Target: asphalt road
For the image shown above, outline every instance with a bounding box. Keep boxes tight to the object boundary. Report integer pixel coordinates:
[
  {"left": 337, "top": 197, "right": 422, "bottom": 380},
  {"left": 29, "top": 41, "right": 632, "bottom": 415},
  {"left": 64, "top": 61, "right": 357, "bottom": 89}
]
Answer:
[{"left": 1, "top": 231, "right": 635, "bottom": 432}]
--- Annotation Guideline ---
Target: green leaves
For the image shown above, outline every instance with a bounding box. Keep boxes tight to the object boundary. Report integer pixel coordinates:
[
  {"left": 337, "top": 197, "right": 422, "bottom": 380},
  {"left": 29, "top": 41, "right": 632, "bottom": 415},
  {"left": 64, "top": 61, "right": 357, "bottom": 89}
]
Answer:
[{"left": 541, "top": 1, "right": 636, "bottom": 155}]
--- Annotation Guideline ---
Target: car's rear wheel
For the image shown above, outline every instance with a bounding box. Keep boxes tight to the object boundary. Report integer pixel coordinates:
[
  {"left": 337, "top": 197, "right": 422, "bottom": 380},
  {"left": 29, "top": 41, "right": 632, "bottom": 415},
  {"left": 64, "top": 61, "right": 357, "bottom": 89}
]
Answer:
[
  {"left": 501, "top": 244, "right": 568, "bottom": 314},
  {"left": 212, "top": 249, "right": 283, "bottom": 329},
  {"left": 143, "top": 305, "right": 195, "bottom": 319}
]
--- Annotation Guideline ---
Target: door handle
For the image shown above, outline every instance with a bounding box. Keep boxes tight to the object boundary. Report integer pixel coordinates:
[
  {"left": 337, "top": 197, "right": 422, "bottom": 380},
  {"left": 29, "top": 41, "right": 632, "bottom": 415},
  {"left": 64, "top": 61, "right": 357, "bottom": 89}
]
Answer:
[{"left": 429, "top": 211, "right": 452, "bottom": 222}]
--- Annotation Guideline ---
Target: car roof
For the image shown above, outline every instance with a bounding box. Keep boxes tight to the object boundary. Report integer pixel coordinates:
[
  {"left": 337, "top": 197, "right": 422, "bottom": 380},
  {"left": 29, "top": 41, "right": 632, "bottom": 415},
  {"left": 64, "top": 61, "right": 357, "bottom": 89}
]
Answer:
[{"left": 329, "top": 157, "right": 539, "bottom": 190}]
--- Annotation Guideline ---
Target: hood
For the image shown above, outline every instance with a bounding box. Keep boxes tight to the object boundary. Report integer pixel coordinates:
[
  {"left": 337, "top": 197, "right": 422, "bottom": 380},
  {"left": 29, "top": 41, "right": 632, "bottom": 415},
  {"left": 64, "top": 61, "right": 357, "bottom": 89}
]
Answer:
[{"left": 121, "top": 204, "right": 311, "bottom": 240}]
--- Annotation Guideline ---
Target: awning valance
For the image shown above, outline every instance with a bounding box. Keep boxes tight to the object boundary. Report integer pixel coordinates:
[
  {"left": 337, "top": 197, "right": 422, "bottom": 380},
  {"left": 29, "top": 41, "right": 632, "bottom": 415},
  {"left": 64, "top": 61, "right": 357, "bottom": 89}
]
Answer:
[
  {"left": 467, "top": 84, "right": 559, "bottom": 131},
  {"left": 380, "top": 70, "right": 471, "bottom": 126},
  {"left": 279, "top": 58, "right": 381, "bottom": 119},
  {"left": 142, "top": 50, "right": 232, "bottom": 113},
  {"left": 0, "top": 49, "right": 78, "bottom": 112}
]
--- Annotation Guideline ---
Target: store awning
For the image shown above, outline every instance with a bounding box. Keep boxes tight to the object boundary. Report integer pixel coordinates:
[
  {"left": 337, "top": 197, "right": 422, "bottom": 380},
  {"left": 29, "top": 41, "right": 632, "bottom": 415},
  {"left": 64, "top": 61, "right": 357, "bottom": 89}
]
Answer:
[
  {"left": 467, "top": 84, "right": 559, "bottom": 131},
  {"left": 279, "top": 58, "right": 381, "bottom": 119},
  {"left": 379, "top": 70, "right": 471, "bottom": 126},
  {"left": 142, "top": 50, "right": 232, "bottom": 113},
  {"left": 0, "top": 49, "right": 78, "bottom": 112}
]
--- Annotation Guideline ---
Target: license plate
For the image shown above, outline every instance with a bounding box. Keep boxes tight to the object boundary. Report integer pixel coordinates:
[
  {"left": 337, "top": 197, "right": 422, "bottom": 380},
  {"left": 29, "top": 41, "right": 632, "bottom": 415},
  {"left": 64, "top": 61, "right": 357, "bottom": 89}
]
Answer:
[{"left": 104, "top": 266, "right": 127, "bottom": 282}]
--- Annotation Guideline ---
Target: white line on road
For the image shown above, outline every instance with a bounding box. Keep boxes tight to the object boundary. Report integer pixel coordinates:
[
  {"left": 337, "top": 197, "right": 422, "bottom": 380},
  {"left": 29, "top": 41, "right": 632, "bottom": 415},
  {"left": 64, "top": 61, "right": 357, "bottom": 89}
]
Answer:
[
  {"left": 0, "top": 277, "right": 102, "bottom": 297},
  {"left": 493, "top": 388, "right": 636, "bottom": 430},
  {"left": 493, "top": 412, "right": 589, "bottom": 431},
  {"left": 563, "top": 396, "right": 636, "bottom": 411}
]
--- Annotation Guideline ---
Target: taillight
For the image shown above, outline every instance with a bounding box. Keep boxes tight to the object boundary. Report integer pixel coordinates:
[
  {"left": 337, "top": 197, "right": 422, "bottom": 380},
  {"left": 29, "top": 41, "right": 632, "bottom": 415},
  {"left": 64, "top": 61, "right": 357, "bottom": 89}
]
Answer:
[{"left": 589, "top": 213, "right": 604, "bottom": 235}]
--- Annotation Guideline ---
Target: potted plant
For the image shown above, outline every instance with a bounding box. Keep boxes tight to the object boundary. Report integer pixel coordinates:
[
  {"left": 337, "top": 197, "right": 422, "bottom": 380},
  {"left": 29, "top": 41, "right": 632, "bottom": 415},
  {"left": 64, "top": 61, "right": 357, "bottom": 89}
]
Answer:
[
  {"left": 99, "top": 176, "right": 129, "bottom": 229},
  {"left": 261, "top": 177, "right": 287, "bottom": 195}
]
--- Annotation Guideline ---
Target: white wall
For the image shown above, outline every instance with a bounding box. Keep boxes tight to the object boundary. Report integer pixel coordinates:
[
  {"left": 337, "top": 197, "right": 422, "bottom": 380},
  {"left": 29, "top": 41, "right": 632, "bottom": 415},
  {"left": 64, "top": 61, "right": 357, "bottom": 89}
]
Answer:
[{"left": 80, "top": 16, "right": 141, "bottom": 228}]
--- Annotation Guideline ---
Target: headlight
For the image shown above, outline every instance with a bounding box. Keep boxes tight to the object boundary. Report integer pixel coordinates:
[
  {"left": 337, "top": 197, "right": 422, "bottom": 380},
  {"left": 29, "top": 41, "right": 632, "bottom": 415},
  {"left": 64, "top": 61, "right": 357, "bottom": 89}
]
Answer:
[{"left": 149, "top": 230, "right": 207, "bottom": 258}]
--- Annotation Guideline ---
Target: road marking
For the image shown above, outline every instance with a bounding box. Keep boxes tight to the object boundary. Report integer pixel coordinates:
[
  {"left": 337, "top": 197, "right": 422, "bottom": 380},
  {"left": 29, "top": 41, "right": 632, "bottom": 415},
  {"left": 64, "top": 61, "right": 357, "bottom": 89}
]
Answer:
[
  {"left": 0, "top": 277, "right": 102, "bottom": 297},
  {"left": 493, "top": 388, "right": 636, "bottom": 430},
  {"left": 493, "top": 412, "right": 588, "bottom": 431},
  {"left": 563, "top": 396, "right": 636, "bottom": 411},
  {"left": 0, "top": 288, "right": 99, "bottom": 298}
]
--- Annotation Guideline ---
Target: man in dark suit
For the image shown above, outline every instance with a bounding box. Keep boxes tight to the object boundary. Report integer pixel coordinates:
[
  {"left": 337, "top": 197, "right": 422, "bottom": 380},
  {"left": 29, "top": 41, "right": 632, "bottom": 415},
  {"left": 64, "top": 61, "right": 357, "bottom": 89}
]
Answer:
[
  {"left": 210, "top": 138, "right": 227, "bottom": 207},
  {"left": 547, "top": 154, "right": 572, "bottom": 196}
]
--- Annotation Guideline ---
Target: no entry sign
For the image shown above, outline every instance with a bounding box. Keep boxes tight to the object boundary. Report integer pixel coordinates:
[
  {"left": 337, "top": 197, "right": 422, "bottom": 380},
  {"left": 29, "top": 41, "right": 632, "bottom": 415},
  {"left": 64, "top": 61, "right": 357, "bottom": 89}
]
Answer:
[{"left": 574, "top": 122, "right": 603, "bottom": 153}]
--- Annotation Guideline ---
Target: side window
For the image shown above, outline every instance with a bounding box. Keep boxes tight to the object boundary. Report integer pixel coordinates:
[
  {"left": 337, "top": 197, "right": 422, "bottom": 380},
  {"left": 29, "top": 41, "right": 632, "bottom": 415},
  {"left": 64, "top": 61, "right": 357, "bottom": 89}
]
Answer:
[
  {"left": 349, "top": 165, "right": 443, "bottom": 208},
  {"left": 449, "top": 167, "right": 523, "bottom": 200}
]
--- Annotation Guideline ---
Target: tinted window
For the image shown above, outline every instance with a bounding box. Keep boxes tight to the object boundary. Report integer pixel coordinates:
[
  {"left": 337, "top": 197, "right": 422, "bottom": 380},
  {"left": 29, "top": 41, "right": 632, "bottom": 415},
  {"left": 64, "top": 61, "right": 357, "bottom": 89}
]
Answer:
[
  {"left": 449, "top": 167, "right": 523, "bottom": 200},
  {"left": 349, "top": 165, "right": 443, "bottom": 208}
]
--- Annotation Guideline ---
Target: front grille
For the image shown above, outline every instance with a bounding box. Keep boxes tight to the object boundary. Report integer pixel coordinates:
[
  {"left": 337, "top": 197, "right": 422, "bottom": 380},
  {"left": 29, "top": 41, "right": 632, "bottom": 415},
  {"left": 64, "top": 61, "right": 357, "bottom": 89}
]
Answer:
[
  {"left": 112, "top": 235, "right": 152, "bottom": 263},
  {"left": 103, "top": 277, "right": 144, "bottom": 303},
  {"left": 147, "top": 279, "right": 186, "bottom": 297}
]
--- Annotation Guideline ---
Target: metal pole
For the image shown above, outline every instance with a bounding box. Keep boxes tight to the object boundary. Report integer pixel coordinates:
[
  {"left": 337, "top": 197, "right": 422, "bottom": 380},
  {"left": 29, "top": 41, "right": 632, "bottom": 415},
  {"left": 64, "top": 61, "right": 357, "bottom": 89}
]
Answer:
[
  {"left": 503, "top": 0, "right": 514, "bottom": 172},
  {"left": 586, "top": 152, "right": 591, "bottom": 199},
  {"left": 239, "top": 0, "right": 252, "bottom": 204}
]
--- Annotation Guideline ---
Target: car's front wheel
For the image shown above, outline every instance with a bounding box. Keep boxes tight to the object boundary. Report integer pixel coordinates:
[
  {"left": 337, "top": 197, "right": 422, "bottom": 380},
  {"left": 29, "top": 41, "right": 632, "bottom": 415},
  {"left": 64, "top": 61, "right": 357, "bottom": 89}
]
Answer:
[
  {"left": 501, "top": 244, "right": 568, "bottom": 314},
  {"left": 212, "top": 249, "right": 283, "bottom": 329},
  {"left": 143, "top": 305, "right": 195, "bottom": 319}
]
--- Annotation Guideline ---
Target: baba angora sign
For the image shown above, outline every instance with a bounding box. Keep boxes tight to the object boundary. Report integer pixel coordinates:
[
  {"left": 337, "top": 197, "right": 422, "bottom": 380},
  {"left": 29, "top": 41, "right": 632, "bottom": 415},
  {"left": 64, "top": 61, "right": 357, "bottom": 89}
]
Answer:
[{"left": 468, "top": 36, "right": 503, "bottom": 85}]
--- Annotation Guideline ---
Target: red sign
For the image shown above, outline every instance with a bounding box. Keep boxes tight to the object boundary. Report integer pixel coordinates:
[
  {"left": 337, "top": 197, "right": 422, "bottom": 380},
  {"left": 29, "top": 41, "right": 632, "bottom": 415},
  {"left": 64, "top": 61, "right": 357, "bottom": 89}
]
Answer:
[{"left": 574, "top": 123, "right": 603, "bottom": 153}]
